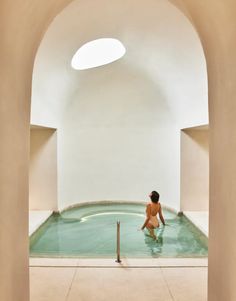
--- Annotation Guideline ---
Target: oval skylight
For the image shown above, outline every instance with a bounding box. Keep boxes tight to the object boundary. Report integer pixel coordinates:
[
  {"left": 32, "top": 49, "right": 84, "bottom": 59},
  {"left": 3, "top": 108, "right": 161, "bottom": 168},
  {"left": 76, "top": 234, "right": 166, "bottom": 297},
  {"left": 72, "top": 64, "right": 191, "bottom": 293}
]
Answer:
[{"left": 71, "top": 38, "right": 126, "bottom": 70}]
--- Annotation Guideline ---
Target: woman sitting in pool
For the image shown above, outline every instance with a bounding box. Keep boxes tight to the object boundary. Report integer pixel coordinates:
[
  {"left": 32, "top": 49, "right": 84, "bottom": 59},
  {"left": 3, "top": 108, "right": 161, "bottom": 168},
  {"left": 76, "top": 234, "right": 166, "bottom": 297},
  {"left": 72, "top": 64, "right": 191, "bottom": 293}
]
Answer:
[{"left": 141, "top": 191, "right": 165, "bottom": 240}]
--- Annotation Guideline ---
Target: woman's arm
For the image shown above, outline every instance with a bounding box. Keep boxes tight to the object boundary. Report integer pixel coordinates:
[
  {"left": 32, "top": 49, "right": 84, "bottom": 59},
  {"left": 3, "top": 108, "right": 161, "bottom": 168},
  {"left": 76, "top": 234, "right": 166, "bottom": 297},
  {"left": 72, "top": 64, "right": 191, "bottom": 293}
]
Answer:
[
  {"left": 159, "top": 204, "right": 165, "bottom": 225},
  {"left": 141, "top": 204, "right": 151, "bottom": 230}
]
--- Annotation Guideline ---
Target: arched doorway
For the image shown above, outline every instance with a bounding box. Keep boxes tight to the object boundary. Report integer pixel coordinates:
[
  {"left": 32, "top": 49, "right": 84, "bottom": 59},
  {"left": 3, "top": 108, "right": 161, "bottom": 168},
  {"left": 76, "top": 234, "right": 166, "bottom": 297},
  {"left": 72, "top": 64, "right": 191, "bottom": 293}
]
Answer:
[
  {"left": 1, "top": 1, "right": 236, "bottom": 300},
  {"left": 30, "top": 0, "right": 208, "bottom": 212}
]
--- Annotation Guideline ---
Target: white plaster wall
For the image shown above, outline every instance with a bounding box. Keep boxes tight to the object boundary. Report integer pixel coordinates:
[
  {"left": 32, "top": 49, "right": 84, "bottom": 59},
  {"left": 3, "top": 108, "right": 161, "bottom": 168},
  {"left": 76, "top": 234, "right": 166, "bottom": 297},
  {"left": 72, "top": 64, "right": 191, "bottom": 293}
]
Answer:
[
  {"left": 31, "top": 0, "right": 208, "bottom": 211},
  {"left": 2, "top": 0, "right": 236, "bottom": 300},
  {"left": 29, "top": 128, "right": 57, "bottom": 210},
  {"left": 58, "top": 63, "right": 180, "bottom": 209},
  {"left": 180, "top": 127, "right": 209, "bottom": 211}
]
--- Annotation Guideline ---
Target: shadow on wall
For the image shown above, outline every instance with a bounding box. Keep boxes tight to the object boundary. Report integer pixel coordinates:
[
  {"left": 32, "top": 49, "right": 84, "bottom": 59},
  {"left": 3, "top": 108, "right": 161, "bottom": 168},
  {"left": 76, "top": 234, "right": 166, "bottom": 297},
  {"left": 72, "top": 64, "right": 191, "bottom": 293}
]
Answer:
[
  {"left": 180, "top": 125, "right": 209, "bottom": 211},
  {"left": 64, "top": 61, "right": 172, "bottom": 127},
  {"left": 57, "top": 61, "right": 180, "bottom": 209},
  {"left": 29, "top": 125, "right": 58, "bottom": 211}
]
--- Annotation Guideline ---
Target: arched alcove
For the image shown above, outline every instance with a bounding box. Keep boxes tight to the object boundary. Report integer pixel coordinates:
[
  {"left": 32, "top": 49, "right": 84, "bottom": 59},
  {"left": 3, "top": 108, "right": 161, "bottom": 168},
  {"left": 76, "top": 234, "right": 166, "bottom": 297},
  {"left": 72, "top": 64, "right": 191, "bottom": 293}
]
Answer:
[
  {"left": 31, "top": 0, "right": 208, "bottom": 211},
  {"left": 1, "top": 1, "right": 236, "bottom": 301}
]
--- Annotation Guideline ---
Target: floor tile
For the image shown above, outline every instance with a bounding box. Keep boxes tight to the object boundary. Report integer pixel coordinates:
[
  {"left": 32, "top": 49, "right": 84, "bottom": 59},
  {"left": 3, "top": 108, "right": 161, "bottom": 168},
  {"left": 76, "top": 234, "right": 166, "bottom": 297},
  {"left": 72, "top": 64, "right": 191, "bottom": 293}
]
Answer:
[
  {"left": 67, "top": 268, "right": 173, "bottom": 301},
  {"left": 30, "top": 267, "right": 76, "bottom": 301},
  {"left": 161, "top": 267, "right": 207, "bottom": 301},
  {"left": 29, "top": 211, "right": 52, "bottom": 236},
  {"left": 30, "top": 257, "right": 78, "bottom": 267},
  {"left": 184, "top": 211, "right": 208, "bottom": 237}
]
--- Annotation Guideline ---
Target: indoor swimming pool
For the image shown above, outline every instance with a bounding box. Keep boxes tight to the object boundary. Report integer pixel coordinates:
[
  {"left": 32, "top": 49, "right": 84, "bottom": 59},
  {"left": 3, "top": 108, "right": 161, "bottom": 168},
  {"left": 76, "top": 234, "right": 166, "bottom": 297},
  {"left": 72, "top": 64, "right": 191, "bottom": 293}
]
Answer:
[{"left": 30, "top": 203, "right": 208, "bottom": 258}]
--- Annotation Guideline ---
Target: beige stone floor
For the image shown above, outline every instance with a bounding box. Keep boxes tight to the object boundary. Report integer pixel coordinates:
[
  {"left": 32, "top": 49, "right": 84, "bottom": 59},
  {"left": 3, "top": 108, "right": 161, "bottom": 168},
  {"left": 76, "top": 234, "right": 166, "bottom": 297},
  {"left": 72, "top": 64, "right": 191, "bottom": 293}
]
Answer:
[
  {"left": 29, "top": 211, "right": 52, "bottom": 236},
  {"left": 30, "top": 265, "right": 207, "bottom": 301},
  {"left": 29, "top": 208, "right": 208, "bottom": 301},
  {"left": 184, "top": 211, "right": 208, "bottom": 237}
]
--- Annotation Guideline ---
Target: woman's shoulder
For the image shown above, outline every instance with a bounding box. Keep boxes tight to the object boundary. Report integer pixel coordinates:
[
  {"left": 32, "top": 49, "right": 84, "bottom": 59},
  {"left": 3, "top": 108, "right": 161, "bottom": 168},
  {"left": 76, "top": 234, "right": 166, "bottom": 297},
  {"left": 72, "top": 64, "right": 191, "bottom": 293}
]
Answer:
[{"left": 146, "top": 202, "right": 152, "bottom": 210}]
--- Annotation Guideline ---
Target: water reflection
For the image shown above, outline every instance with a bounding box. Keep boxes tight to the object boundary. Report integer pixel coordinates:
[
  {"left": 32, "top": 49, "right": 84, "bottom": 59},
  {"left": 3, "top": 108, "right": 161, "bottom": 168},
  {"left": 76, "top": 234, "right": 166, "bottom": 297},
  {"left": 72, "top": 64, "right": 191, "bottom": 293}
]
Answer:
[
  {"left": 144, "top": 225, "right": 165, "bottom": 257},
  {"left": 30, "top": 204, "right": 208, "bottom": 257}
]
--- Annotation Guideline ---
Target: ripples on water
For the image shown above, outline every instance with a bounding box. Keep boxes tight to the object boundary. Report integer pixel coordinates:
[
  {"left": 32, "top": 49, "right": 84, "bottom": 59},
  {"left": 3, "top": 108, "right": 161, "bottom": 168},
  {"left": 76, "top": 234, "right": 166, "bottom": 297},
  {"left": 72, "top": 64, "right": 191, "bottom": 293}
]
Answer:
[{"left": 30, "top": 203, "right": 208, "bottom": 258}]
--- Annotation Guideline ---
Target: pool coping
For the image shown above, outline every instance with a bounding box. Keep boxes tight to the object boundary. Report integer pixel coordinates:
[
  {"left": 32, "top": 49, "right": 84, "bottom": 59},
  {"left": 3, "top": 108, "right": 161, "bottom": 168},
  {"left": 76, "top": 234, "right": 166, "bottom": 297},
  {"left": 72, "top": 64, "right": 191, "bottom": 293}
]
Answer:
[
  {"left": 29, "top": 257, "right": 208, "bottom": 268},
  {"left": 29, "top": 202, "right": 208, "bottom": 267},
  {"left": 29, "top": 201, "right": 178, "bottom": 237},
  {"left": 59, "top": 200, "right": 179, "bottom": 214}
]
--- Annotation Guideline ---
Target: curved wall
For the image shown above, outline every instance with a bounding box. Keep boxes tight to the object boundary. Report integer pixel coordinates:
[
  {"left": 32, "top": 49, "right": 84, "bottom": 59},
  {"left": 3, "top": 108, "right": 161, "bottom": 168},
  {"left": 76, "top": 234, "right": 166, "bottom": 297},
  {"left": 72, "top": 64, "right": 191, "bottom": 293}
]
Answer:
[
  {"left": 31, "top": 0, "right": 208, "bottom": 210},
  {"left": 2, "top": 0, "right": 236, "bottom": 300}
]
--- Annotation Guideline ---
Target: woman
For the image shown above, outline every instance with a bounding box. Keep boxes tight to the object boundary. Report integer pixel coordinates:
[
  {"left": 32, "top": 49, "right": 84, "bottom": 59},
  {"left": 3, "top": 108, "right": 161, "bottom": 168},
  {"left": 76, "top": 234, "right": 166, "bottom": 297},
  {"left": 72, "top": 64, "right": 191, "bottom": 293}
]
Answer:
[{"left": 141, "top": 191, "right": 165, "bottom": 240}]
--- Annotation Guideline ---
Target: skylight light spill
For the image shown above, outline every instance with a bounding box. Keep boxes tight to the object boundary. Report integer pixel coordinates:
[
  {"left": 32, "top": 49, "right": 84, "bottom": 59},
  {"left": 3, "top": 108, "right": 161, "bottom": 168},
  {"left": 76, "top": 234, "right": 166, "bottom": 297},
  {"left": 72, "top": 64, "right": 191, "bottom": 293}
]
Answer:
[{"left": 71, "top": 38, "right": 126, "bottom": 70}]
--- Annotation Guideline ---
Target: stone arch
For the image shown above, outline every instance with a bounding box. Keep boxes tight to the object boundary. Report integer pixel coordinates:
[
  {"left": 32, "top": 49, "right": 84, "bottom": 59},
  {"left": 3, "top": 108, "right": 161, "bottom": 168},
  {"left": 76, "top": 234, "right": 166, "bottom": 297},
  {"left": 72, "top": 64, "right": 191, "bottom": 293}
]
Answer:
[
  {"left": 1, "top": 1, "right": 236, "bottom": 301},
  {"left": 31, "top": 0, "right": 208, "bottom": 210}
]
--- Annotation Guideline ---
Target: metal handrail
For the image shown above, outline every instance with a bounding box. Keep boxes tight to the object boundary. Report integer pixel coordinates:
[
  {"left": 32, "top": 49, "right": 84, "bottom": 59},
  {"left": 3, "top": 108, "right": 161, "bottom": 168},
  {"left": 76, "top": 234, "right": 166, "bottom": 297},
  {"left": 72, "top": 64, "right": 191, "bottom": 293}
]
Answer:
[{"left": 116, "top": 220, "right": 121, "bottom": 263}]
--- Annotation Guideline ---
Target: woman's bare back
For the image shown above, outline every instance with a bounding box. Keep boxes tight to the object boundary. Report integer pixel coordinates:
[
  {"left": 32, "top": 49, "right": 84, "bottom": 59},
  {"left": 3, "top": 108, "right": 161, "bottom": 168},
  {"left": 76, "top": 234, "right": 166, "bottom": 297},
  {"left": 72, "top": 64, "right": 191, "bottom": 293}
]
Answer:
[{"left": 148, "top": 202, "right": 160, "bottom": 216}]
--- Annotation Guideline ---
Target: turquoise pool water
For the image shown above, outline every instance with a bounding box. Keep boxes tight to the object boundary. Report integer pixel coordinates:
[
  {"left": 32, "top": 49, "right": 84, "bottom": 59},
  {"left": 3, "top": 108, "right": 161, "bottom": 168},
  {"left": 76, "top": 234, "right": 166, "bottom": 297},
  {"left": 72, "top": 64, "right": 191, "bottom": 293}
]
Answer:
[{"left": 30, "top": 203, "right": 208, "bottom": 258}]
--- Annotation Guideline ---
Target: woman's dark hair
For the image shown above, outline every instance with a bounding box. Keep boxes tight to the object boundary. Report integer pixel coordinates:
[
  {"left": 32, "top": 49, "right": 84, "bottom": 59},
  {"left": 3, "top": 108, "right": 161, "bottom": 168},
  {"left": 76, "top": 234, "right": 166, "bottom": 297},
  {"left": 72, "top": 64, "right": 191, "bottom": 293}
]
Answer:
[{"left": 150, "top": 191, "right": 160, "bottom": 203}]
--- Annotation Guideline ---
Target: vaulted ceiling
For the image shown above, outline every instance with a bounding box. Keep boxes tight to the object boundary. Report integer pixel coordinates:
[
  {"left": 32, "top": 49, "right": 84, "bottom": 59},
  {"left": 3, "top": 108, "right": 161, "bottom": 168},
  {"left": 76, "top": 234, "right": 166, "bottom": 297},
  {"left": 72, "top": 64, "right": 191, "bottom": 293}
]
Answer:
[{"left": 31, "top": 0, "right": 208, "bottom": 129}]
